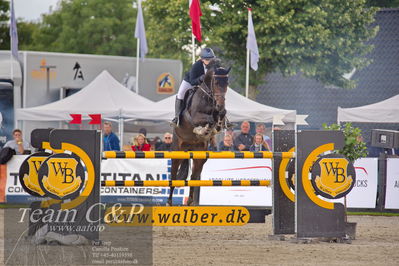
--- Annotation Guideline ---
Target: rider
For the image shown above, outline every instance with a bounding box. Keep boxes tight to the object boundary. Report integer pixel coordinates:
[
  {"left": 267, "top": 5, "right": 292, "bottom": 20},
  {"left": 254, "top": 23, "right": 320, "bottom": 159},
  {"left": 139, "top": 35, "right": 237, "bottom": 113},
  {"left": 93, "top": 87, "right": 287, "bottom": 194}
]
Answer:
[{"left": 171, "top": 47, "right": 216, "bottom": 127}]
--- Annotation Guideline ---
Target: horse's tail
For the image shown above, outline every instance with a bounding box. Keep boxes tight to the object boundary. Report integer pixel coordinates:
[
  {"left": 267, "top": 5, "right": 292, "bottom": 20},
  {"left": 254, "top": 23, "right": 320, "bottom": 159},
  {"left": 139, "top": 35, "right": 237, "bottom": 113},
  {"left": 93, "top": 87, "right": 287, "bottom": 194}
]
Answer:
[{"left": 177, "top": 159, "right": 190, "bottom": 180}]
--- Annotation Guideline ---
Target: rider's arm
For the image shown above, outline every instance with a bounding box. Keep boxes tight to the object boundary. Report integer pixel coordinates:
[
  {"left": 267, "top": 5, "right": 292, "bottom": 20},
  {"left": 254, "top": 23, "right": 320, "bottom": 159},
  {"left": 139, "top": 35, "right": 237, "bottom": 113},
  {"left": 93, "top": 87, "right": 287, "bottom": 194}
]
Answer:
[{"left": 189, "top": 60, "right": 205, "bottom": 86}]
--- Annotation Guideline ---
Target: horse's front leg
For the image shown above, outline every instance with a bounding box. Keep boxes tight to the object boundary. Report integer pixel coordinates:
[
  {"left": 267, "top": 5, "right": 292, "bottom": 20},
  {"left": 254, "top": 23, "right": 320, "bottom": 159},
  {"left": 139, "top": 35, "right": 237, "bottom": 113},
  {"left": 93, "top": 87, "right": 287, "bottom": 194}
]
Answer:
[
  {"left": 192, "top": 112, "right": 215, "bottom": 136},
  {"left": 187, "top": 158, "right": 207, "bottom": 206}
]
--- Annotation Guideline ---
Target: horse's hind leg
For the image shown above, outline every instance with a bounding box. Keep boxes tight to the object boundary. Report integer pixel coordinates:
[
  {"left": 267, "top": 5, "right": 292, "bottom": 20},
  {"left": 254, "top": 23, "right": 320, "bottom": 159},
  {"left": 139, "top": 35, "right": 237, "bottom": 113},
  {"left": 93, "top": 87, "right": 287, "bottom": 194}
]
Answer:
[
  {"left": 168, "top": 159, "right": 182, "bottom": 206},
  {"left": 187, "top": 159, "right": 207, "bottom": 206}
]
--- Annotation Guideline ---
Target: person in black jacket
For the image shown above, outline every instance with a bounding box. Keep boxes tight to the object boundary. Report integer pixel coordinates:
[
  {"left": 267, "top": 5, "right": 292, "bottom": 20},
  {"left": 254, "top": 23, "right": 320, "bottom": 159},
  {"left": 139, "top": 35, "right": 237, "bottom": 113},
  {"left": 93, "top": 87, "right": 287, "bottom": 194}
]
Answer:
[
  {"left": 157, "top": 132, "right": 173, "bottom": 151},
  {"left": 171, "top": 47, "right": 216, "bottom": 127},
  {"left": 234, "top": 121, "right": 253, "bottom": 151}
]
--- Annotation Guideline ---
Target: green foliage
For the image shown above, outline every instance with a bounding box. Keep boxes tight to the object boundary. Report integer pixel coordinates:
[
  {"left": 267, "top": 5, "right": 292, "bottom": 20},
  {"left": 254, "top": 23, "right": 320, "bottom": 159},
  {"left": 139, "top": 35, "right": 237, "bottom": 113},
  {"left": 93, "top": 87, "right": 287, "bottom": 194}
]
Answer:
[
  {"left": 322, "top": 122, "right": 368, "bottom": 163},
  {"left": 20, "top": 0, "right": 379, "bottom": 93},
  {"left": 207, "top": 0, "right": 378, "bottom": 92},
  {"left": 143, "top": 0, "right": 216, "bottom": 73},
  {"left": 0, "top": 0, "right": 9, "bottom": 50},
  {"left": 0, "top": 0, "right": 39, "bottom": 52},
  {"left": 27, "top": 0, "right": 137, "bottom": 56}
]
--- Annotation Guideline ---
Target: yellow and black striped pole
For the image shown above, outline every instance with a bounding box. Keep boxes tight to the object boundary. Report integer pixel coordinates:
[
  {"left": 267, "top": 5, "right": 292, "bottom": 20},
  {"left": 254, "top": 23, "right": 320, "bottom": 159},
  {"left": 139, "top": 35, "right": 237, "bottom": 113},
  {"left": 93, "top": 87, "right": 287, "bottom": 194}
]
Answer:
[
  {"left": 102, "top": 151, "right": 295, "bottom": 159},
  {"left": 101, "top": 180, "right": 271, "bottom": 187}
]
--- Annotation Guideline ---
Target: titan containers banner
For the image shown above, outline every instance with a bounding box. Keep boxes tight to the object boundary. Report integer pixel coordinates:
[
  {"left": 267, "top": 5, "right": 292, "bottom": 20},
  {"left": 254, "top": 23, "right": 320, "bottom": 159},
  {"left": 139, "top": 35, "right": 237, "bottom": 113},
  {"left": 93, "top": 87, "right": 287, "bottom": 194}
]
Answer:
[
  {"left": 100, "top": 159, "right": 189, "bottom": 205},
  {"left": 4, "top": 155, "right": 42, "bottom": 203},
  {"left": 199, "top": 159, "right": 273, "bottom": 207},
  {"left": 385, "top": 158, "right": 399, "bottom": 209}
]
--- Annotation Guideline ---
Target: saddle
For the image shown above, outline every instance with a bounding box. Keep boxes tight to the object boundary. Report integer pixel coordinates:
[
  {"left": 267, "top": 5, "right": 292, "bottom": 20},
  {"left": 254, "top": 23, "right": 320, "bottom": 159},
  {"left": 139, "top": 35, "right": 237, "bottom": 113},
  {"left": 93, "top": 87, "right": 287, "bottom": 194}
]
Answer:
[{"left": 182, "top": 87, "right": 197, "bottom": 114}]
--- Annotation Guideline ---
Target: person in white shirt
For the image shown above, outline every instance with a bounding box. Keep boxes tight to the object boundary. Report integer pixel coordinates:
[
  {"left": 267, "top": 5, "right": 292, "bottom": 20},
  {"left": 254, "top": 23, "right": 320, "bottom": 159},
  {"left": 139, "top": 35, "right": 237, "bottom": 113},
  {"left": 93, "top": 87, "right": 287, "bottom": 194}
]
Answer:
[{"left": 4, "top": 129, "right": 31, "bottom": 155}]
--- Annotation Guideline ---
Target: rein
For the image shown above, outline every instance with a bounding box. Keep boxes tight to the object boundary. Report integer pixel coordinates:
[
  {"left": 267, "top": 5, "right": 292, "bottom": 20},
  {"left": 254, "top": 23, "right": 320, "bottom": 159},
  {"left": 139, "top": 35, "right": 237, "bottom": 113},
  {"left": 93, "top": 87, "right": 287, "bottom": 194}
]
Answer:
[{"left": 198, "top": 72, "right": 229, "bottom": 105}]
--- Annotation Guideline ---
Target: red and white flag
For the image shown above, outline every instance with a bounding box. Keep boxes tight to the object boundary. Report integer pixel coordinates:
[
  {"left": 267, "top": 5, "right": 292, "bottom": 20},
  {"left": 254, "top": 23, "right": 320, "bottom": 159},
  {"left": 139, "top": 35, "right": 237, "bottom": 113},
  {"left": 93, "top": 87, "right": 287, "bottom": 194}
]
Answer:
[{"left": 189, "top": 0, "right": 202, "bottom": 42}]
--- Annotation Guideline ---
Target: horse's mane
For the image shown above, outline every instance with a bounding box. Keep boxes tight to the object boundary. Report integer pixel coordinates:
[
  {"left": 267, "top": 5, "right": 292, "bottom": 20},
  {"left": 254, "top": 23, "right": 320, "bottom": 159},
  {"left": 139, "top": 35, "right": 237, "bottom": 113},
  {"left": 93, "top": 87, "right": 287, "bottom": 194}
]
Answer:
[{"left": 204, "top": 58, "right": 222, "bottom": 84}]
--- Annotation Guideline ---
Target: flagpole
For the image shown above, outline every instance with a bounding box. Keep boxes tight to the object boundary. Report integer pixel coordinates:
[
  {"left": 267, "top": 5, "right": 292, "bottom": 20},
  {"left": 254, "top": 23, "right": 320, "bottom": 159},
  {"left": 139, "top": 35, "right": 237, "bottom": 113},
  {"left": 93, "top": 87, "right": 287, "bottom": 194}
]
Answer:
[
  {"left": 10, "top": 0, "right": 14, "bottom": 80},
  {"left": 245, "top": 8, "right": 251, "bottom": 98},
  {"left": 192, "top": 34, "right": 195, "bottom": 64},
  {"left": 245, "top": 48, "right": 249, "bottom": 98},
  {"left": 10, "top": 43, "right": 13, "bottom": 80},
  {"left": 136, "top": 37, "right": 140, "bottom": 94}
]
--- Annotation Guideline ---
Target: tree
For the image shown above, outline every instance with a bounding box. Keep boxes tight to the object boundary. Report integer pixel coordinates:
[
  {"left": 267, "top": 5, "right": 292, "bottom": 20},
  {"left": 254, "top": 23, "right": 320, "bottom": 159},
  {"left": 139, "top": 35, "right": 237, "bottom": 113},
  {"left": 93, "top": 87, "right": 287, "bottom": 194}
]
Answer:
[
  {"left": 143, "top": 0, "right": 216, "bottom": 72},
  {"left": 0, "top": 0, "right": 9, "bottom": 50},
  {"left": 207, "top": 0, "right": 378, "bottom": 97},
  {"left": 0, "top": 0, "right": 39, "bottom": 53},
  {"left": 144, "top": 1, "right": 378, "bottom": 97},
  {"left": 28, "top": 0, "right": 138, "bottom": 56}
]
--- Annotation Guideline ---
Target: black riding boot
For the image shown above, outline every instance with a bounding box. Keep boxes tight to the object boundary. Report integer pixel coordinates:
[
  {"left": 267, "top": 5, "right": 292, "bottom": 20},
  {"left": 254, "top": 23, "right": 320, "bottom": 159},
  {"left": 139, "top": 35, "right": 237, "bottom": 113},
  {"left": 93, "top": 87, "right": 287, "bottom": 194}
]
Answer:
[{"left": 171, "top": 98, "right": 184, "bottom": 127}]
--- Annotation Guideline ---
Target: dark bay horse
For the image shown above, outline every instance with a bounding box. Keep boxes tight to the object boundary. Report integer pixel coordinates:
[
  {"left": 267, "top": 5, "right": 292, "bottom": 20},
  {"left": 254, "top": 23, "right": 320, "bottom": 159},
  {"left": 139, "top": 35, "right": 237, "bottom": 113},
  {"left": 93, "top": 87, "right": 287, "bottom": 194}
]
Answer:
[{"left": 168, "top": 60, "right": 231, "bottom": 206}]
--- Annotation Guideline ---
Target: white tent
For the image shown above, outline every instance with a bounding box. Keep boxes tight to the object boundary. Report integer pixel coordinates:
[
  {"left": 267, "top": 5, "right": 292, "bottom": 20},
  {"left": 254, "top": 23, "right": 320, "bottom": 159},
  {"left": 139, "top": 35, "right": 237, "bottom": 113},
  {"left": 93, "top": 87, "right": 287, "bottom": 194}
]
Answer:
[
  {"left": 16, "top": 70, "right": 157, "bottom": 121},
  {"left": 150, "top": 88, "right": 299, "bottom": 123},
  {"left": 337, "top": 94, "right": 399, "bottom": 123}
]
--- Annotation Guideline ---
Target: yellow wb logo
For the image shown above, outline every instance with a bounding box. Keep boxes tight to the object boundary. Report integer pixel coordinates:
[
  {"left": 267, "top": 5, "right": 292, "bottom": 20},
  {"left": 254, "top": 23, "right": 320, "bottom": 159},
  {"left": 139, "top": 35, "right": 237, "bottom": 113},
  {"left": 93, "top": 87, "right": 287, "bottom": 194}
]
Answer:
[
  {"left": 312, "top": 156, "right": 355, "bottom": 199},
  {"left": 23, "top": 156, "right": 48, "bottom": 196},
  {"left": 41, "top": 157, "right": 83, "bottom": 199}
]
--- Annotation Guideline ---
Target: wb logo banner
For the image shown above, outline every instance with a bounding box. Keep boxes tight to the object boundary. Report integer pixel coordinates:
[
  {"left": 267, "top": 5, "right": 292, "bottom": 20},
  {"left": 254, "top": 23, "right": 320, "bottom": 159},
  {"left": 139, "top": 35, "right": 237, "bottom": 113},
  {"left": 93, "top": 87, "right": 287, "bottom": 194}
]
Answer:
[
  {"left": 19, "top": 151, "right": 52, "bottom": 197},
  {"left": 311, "top": 155, "right": 356, "bottom": 199},
  {"left": 38, "top": 153, "right": 86, "bottom": 200}
]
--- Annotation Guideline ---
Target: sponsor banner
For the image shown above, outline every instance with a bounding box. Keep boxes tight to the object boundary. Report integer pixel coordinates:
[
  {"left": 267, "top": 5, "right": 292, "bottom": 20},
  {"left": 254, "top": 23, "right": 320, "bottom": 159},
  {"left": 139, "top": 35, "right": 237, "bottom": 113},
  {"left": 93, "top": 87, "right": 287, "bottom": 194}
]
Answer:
[
  {"left": 328, "top": 158, "right": 378, "bottom": 208},
  {"left": 104, "top": 206, "right": 249, "bottom": 226},
  {"left": 4, "top": 157, "right": 188, "bottom": 204},
  {"left": 348, "top": 158, "right": 378, "bottom": 208},
  {"left": 100, "top": 159, "right": 188, "bottom": 204},
  {"left": 4, "top": 156, "right": 379, "bottom": 208},
  {"left": 385, "top": 158, "right": 399, "bottom": 209},
  {"left": 5, "top": 155, "right": 43, "bottom": 203},
  {"left": 199, "top": 159, "right": 273, "bottom": 207}
]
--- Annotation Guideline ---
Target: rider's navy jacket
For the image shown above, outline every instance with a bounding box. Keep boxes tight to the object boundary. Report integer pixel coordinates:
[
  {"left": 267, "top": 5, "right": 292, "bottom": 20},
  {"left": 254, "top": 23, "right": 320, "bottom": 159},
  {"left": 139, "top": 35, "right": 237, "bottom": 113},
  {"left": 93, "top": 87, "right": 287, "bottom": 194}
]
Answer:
[{"left": 183, "top": 60, "right": 206, "bottom": 86}]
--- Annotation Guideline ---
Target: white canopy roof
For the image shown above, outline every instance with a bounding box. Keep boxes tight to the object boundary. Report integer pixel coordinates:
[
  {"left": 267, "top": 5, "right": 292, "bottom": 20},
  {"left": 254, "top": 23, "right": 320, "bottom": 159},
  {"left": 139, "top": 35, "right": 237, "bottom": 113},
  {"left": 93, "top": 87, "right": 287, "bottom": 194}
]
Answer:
[
  {"left": 337, "top": 94, "right": 399, "bottom": 123},
  {"left": 16, "top": 70, "right": 157, "bottom": 121},
  {"left": 150, "top": 88, "right": 298, "bottom": 123},
  {"left": 16, "top": 70, "right": 305, "bottom": 124}
]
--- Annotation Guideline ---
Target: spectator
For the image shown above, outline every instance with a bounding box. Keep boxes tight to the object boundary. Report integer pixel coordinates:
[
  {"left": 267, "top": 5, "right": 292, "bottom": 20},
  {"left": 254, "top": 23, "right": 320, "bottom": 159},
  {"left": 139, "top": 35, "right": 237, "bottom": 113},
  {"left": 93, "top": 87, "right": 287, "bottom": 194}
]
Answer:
[
  {"left": 157, "top": 132, "right": 173, "bottom": 151},
  {"left": 103, "top": 122, "right": 120, "bottom": 151},
  {"left": 234, "top": 121, "right": 253, "bottom": 151},
  {"left": 249, "top": 133, "right": 270, "bottom": 152},
  {"left": 131, "top": 134, "right": 151, "bottom": 151},
  {"left": 256, "top": 123, "right": 272, "bottom": 150},
  {"left": 4, "top": 129, "right": 31, "bottom": 155},
  {"left": 219, "top": 134, "right": 235, "bottom": 151},
  {"left": 139, "top": 127, "right": 147, "bottom": 137},
  {"left": 151, "top": 136, "right": 162, "bottom": 150},
  {"left": 225, "top": 128, "right": 234, "bottom": 137}
]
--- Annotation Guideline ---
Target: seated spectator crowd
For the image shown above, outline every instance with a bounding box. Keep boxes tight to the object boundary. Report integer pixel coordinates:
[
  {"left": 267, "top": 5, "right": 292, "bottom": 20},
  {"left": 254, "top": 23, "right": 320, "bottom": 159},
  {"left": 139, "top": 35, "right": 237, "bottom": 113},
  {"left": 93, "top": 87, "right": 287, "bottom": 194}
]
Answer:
[{"left": 105, "top": 121, "right": 272, "bottom": 152}]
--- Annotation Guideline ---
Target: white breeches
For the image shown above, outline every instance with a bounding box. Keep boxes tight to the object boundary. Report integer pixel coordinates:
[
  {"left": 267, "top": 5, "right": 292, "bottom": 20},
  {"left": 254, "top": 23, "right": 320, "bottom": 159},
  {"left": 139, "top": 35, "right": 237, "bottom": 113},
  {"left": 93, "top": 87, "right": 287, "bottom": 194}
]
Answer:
[{"left": 177, "top": 80, "right": 192, "bottom": 100}]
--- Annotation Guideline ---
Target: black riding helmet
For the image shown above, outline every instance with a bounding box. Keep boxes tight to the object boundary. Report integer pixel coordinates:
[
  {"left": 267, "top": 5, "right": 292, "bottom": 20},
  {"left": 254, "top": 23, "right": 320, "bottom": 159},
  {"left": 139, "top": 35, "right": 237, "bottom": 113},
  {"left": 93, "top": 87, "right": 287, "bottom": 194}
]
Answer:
[{"left": 200, "top": 48, "right": 215, "bottom": 59}]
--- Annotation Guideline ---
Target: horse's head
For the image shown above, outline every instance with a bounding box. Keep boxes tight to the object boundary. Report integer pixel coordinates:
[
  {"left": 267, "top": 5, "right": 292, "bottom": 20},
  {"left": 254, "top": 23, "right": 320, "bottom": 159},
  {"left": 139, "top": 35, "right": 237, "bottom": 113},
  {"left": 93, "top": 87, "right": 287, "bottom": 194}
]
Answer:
[{"left": 204, "top": 59, "right": 231, "bottom": 112}]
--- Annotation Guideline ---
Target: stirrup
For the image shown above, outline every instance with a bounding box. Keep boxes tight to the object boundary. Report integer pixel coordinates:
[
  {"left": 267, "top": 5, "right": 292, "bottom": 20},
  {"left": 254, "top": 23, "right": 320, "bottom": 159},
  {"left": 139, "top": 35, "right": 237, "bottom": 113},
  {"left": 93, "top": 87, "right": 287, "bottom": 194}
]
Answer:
[{"left": 170, "top": 117, "right": 179, "bottom": 128}]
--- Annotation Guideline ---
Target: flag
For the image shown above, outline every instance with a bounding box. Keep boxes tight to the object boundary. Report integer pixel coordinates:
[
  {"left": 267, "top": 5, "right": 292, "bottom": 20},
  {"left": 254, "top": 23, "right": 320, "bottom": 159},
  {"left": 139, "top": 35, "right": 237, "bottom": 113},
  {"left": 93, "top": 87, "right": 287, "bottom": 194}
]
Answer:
[
  {"left": 10, "top": 0, "right": 19, "bottom": 60},
  {"left": 69, "top": 114, "right": 82, "bottom": 124},
  {"left": 89, "top": 114, "right": 102, "bottom": 125},
  {"left": 134, "top": 0, "right": 148, "bottom": 59},
  {"left": 246, "top": 9, "right": 259, "bottom": 71},
  {"left": 190, "top": 0, "right": 202, "bottom": 42}
]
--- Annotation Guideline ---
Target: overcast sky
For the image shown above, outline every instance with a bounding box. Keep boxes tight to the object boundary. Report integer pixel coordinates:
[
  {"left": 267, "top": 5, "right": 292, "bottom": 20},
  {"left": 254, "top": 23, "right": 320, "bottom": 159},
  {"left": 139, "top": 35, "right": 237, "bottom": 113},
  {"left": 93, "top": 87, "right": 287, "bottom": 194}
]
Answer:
[{"left": 14, "top": 0, "right": 59, "bottom": 21}]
